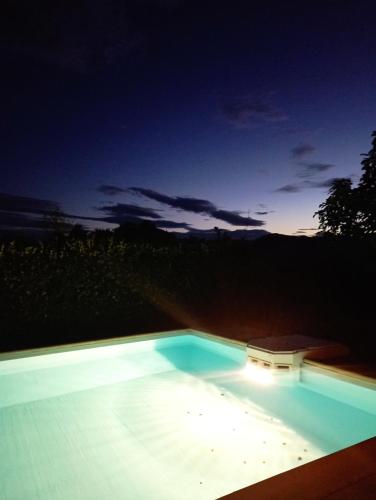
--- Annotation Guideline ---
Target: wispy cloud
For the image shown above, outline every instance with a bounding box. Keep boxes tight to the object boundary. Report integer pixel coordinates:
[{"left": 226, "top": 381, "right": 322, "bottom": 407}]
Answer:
[
  {"left": 1, "top": 188, "right": 265, "bottom": 233},
  {"left": 211, "top": 209, "right": 263, "bottom": 227},
  {"left": 130, "top": 188, "right": 216, "bottom": 213},
  {"left": 255, "top": 211, "right": 273, "bottom": 215},
  {"left": 0, "top": 211, "right": 47, "bottom": 230},
  {"left": 130, "top": 187, "right": 265, "bottom": 227},
  {"left": 0, "top": 193, "right": 76, "bottom": 233},
  {"left": 221, "top": 94, "right": 288, "bottom": 129},
  {"left": 0, "top": 192, "right": 60, "bottom": 215},
  {"left": 296, "top": 162, "right": 335, "bottom": 178},
  {"left": 0, "top": 192, "right": 192, "bottom": 233},
  {"left": 65, "top": 212, "right": 190, "bottom": 230},
  {"left": 275, "top": 176, "right": 351, "bottom": 193},
  {"left": 304, "top": 177, "right": 348, "bottom": 188},
  {"left": 155, "top": 220, "right": 191, "bottom": 229},
  {"left": 274, "top": 184, "right": 302, "bottom": 193},
  {"left": 290, "top": 143, "right": 316, "bottom": 159},
  {"left": 96, "top": 202, "right": 162, "bottom": 219},
  {"left": 97, "top": 185, "right": 127, "bottom": 196},
  {"left": 293, "top": 227, "right": 318, "bottom": 235}
]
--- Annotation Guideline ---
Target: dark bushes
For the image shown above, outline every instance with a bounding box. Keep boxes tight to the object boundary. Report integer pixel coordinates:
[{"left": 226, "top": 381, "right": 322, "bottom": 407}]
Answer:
[{"left": 1, "top": 235, "right": 375, "bottom": 360}]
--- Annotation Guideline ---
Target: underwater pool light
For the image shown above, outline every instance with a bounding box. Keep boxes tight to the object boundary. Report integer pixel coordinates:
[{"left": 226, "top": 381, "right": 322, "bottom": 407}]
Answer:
[{"left": 242, "top": 362, "right": 274, "bottom": 385}]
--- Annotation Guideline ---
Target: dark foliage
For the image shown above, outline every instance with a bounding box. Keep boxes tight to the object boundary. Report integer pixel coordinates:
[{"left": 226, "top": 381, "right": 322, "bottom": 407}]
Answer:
[
  {"left": 1, "top": 233, "right": 375, "bottom": 362},
  {"left": 315, "top": 130, "right": 376, "bottom": 237},
  {"left": 358, "top": 131, "right": 376, "bottom": 234},
  {"left": 314, "top": 178, "right": 358, "bottom": 237},
  {"left": 113, "top": 221, "right": 176, "bottom": 244}
]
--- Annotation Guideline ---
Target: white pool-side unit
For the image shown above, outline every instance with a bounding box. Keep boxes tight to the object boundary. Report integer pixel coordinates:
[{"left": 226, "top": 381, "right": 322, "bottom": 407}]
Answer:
[{"left": 246, "top": 335, "right": 349, "bottom": 371}]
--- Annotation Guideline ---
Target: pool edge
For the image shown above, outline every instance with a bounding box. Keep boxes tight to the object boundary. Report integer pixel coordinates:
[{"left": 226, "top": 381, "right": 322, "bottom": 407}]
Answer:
[
  {"left": 0, "top": 328, "right": 246, "bottom": 362},
  {"left": 303, "top": 358, "right": 376, "bottom": 390}
]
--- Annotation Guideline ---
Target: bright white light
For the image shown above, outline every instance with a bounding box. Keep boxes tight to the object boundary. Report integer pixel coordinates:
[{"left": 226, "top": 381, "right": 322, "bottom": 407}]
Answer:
[{"left": 242, "top": 362, "right": 274, "bottom": 385}]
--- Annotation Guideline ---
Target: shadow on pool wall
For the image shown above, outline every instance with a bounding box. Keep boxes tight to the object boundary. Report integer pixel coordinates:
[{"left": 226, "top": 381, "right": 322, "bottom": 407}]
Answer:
[{"left": 154, "top": 335, "right": 245, "bottom": 373}]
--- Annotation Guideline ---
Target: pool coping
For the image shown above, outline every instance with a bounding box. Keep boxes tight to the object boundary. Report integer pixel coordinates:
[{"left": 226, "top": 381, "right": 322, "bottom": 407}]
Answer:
[
  {"left": 0, "top": 328, "right": 246, "bottom": 362},
  {"left": 303, "top": 358, "right": 376, "bottom": 390}
]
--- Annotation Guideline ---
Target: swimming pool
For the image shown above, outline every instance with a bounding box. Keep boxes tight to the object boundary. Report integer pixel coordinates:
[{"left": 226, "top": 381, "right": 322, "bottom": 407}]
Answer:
[{"left": 0, "top": 330, "right": 375, "bottom": 499}]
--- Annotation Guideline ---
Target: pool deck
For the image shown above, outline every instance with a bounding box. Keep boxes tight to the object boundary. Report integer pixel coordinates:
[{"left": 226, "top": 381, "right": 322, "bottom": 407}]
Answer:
[{"left": 220, "top": 437, "right": 376, "bottom": 500}]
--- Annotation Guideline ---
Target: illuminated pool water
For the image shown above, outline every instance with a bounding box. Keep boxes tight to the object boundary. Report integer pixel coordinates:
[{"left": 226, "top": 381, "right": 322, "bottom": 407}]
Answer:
[{"left": 0, "top": 331, "right": 375, "bottom": 500}]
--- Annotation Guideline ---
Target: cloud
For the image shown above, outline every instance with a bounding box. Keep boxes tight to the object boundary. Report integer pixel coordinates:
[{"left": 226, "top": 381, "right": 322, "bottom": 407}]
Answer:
[
  {"left": 297, "top": 162, "right": 335, "bottom": 178},
  {"left": 0, "top": 192, "right": 60, "bottom": 215},
  {"left": 293, "top": 227, "right": 318, "bottom": 236},
  {"left": 97, "top": 185, "right": 127, "bottom": 196},
  {"left": 67, "top": 205, "right": 190, "bottom": 231},
  {"left": 0, "top": 193, "right": 80, "bottom": 233},
  {"left": 130, "top": 187, "right": 265, "bottom": 227},
  {"left": 275, "top": 184, "right": 302, "bottom": 193},
  {"left": 64, "top": 212, "right": 187, "bottom": 230},
  {"left": 303, "top": 177, "right": 348, "bottom": 188},
  {"left": 130, "top": 188, "right": 216, "bottom": 213},
  {"left": 97, "top": 202, "right": 162, "bottom": 219},
  {"left": 290, "top": 143, "right": 316, "bottom": 159},
  {"left": 221, "top": 94, "right": 288, "bottom": 129},
  {"left": 154, "top": 220, "right": 191, "bottom": 229},
  {"left": 0, "top": 211, "right": 48, "bottom": 230},
  {"left": 1, "top": 188, "right": 264, "bottom": 234},
  {"left": 0, "top": 192, "right": 192, "bottom": 234},
  {"left": 275, "top": 176, "right": 350, "bottom": 193},
  {"left": 211, "top": 209, "right": 264, "bottom": 227}
]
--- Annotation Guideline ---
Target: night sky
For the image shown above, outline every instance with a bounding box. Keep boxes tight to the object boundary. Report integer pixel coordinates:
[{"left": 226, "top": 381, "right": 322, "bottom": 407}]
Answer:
[{"left": 1, "top": 0, "right": 376, "bottom": 236}]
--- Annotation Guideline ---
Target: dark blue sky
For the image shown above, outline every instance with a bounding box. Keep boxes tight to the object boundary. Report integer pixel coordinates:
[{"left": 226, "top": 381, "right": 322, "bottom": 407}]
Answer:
[{"left": 1, "top": 0, "right": 375, "bottom": 235}]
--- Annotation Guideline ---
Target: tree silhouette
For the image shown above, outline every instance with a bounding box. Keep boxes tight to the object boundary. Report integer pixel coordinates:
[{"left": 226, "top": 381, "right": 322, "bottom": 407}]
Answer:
[
  {"left": 69, "top": 224, "right": 87, "bottom": 239},
  {"left": 113, "top": 220, "right": 175, "bottom": 244},
  {"left": 314, "top": 178, "right": 358, "bottom": 236},
  {"left": 315, "top": 130, "right": 376, "bottom": 237},
  {"left": 358, "top": 131, "right": 376, "bottom": 235},
  {"left": 44, "top": 210, "right": 71, "bottom": 239}
]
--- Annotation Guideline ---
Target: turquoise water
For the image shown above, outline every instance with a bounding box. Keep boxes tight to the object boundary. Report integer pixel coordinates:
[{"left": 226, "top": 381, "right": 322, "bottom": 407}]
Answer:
[{"left": 0, "top": 332, "right": 375, "bottom": 500}]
